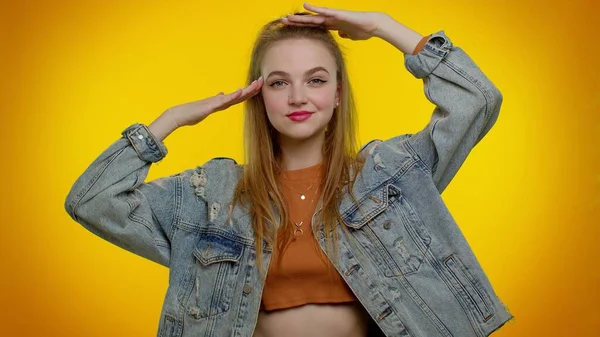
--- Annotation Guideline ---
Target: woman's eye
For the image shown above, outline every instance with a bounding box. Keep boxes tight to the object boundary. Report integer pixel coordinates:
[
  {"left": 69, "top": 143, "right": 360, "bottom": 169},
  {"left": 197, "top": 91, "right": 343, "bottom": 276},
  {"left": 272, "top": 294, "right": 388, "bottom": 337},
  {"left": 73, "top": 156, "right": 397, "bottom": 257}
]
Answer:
[
  {"left": 269, "top": 80, "right": 285, "bottom": 87},
  {"left": 268, "top": 79, "right": 326, "bottom": 87}
]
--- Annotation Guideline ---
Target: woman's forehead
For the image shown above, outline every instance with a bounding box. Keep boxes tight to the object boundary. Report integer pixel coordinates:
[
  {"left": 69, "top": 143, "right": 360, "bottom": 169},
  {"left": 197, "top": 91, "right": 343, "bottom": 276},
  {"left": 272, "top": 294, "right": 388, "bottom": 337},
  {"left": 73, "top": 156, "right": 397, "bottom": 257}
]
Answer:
[{"left": 261, "top": 39, "right": 336, "bottom": 75}]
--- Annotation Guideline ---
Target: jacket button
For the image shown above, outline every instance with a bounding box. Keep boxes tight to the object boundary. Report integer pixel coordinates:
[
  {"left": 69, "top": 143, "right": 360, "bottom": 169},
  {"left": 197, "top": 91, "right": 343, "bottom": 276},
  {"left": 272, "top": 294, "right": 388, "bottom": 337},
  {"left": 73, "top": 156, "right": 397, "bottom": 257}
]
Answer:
[
  {"left": 383, "top": 220, "right": 392, "bottom": 230},
  {"left": 243, "top": 285, "right": 252, "bottom": 294}
]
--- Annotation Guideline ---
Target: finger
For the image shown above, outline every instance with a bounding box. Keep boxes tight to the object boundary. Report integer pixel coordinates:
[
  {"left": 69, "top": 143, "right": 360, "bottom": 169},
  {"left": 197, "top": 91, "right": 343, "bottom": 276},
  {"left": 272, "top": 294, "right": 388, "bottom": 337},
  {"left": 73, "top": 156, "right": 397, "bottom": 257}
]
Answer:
[
  {"left": 227, "top": 77, "right": 264, "bottom": 107},
  {"left": 303, "top": 2, "right": 341, "bottom": 17},
  {"left": 227, "top": 88, "right": 244, "bottom": 99},
  {"left": 241, "top": 76, "right": 263, "bottom": 96},
  {"left": 208, "top": 75, "right": 264, "bottom": 112},
  {"left": 284, "top": 14, "right": 327, "bottom": 25},
  {"left": 228, "top": 90, "right": 260, "bottom": 107},
  {"left": 215, "top": 88, "right": 243, "bottom": 108},
  {"left": 237, "top": 79, "right": 264, "bottom": 102},
  {"left": 283, "top": 16, "right": 339, "bottom": 30},
  {"left": 282, "top": 20, "right": 323, "bottom": 28}
]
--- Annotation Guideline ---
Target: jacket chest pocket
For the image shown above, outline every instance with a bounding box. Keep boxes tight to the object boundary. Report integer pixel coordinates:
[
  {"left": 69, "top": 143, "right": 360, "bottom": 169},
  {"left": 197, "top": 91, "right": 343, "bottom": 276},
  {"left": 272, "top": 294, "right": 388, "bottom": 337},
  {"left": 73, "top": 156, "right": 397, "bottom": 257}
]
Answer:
[
  {"left": 177, "top": 231, "right": 244, "bottom": 320},
  {"left": 345, "top": 184, "right": 432, "bottom": 277}
]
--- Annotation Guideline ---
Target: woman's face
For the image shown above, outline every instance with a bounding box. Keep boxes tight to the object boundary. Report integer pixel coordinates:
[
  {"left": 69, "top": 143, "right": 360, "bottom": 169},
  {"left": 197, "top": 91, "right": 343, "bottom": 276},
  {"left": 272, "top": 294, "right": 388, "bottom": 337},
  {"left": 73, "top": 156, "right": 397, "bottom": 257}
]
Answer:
[{"left": 260, "top": 39, "right": 339, "bottom": 142}]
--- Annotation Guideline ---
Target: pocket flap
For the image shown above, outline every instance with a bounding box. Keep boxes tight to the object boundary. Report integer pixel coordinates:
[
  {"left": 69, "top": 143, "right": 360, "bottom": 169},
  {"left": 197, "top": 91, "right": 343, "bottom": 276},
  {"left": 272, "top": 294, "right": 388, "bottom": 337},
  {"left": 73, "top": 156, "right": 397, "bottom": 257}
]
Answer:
[
  {"left": 343, "top": 185, "right": 400, "bottom": 228},
  {"left": 192, "top": 232, "right": 244, "bottom": 265}
]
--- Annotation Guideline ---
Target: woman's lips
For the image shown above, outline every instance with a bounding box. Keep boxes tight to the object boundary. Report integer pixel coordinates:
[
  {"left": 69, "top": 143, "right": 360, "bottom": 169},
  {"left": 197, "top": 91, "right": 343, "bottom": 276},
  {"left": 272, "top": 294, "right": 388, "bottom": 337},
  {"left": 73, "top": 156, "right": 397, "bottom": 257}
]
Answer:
[
  {"left": 287, "top": 113, "right": 312, "bottom": 122},
  {"left": 287, "top": 111, "right": 313, "bottom": 122}
]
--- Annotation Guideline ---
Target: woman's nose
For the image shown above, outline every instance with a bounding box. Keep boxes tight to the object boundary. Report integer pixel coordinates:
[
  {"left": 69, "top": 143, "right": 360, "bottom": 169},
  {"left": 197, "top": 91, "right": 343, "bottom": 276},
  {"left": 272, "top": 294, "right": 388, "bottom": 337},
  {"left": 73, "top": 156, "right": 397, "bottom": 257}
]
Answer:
[{"left": 288, "top": 87, "right": 308, "bottom": 105}]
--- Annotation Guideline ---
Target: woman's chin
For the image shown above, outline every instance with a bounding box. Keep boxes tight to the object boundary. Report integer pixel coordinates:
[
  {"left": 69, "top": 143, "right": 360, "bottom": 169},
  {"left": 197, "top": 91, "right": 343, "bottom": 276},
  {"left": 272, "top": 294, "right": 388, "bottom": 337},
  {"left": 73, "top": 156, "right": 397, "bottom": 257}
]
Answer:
[{"left": 278, "top": 128, "right": 324, "bottom": 142}]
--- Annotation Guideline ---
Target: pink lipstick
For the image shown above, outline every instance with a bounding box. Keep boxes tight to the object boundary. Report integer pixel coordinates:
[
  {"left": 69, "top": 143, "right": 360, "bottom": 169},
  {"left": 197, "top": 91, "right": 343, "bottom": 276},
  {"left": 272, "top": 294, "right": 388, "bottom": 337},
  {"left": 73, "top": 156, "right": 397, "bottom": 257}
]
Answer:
[{"left": 287, "top": 110, "right": 313, "bottom": 122}]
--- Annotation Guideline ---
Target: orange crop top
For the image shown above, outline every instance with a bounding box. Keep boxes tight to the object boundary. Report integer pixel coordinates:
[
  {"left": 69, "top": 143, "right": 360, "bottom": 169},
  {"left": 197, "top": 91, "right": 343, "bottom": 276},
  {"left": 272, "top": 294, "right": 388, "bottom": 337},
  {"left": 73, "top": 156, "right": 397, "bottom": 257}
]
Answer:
[
  {"left": 260, "top": 162, "right": 356, "bottom": 311},
  {"left": 259, "top": 36, "right": 431, "bottom": 312}
]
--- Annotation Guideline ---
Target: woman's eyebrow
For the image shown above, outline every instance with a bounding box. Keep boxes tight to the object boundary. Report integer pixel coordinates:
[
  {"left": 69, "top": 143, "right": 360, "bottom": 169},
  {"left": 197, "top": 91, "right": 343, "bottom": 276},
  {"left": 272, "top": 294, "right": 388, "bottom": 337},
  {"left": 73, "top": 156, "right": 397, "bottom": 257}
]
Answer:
[{"left": 266, "top": 66, "right": 330, "bottom": 80}]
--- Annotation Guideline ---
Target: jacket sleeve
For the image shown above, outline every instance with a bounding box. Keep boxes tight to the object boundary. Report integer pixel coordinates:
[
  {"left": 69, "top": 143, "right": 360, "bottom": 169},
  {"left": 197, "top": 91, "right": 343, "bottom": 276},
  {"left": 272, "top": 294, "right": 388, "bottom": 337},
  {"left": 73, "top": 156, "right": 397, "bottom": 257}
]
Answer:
[
  {"left": 383, "top": 30, "right": 503, "bottom": 194},
  {"left": 64, "top": 123, "right": 178, "bottom": 267}
]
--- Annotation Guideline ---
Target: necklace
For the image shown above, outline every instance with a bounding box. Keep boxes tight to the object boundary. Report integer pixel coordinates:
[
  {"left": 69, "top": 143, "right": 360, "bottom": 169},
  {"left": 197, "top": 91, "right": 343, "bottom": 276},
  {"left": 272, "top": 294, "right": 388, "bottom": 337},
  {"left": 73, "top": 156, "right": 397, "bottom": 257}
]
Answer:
[
  {"left": 279, "top": 178, "right": 319, "bottom": 200},
  {"left": 291, "top": 185, "right": 320, "bottom": 238}
]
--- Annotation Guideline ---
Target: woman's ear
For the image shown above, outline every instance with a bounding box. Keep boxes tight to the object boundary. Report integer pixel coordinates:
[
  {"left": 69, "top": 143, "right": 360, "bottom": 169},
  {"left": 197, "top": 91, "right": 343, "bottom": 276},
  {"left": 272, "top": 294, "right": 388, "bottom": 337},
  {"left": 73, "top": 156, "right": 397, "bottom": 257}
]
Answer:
[{"left": 335, "top": 84, "right": 341, "bottom": 106}]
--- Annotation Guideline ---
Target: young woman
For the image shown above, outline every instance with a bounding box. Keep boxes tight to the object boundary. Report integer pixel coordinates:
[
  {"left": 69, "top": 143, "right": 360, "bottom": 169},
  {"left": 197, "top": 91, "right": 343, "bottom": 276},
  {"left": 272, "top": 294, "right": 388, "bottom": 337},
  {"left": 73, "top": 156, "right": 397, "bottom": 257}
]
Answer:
[{"left": 65, "top": 3, "right": 513, "bottom": 337}]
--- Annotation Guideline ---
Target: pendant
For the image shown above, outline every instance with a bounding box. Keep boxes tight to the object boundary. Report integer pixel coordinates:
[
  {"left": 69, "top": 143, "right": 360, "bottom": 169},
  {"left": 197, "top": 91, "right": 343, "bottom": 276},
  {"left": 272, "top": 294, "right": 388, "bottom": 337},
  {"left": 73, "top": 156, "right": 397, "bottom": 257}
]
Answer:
[
  {"left": 300, "top": 194, "right": 306, "bottom": 200},
  {"left": 293, "top": 221, "right": 304, "bottom": 237}
]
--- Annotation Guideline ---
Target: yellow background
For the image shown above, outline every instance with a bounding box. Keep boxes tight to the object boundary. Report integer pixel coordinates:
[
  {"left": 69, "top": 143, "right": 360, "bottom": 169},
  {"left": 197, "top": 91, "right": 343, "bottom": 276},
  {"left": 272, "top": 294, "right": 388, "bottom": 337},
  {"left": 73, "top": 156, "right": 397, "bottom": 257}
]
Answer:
[{"left": 2, "top": 0, "right": 598, "bottom": 336}]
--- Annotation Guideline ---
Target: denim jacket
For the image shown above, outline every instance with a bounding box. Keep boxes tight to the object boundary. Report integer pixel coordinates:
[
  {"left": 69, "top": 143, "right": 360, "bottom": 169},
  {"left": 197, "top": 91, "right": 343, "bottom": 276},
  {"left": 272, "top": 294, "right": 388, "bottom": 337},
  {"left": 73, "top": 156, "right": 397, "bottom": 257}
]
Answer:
[{"left": 65, "top": 30, "right": 513, "bottom": 337}]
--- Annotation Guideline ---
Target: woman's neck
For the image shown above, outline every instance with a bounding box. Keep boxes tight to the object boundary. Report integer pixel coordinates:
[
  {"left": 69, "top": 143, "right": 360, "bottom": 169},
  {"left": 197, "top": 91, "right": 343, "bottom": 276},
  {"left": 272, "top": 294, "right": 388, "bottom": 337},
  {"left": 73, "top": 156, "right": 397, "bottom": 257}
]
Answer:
[{"left": 277, "top": 131, "right": 325, "bottom": 171}]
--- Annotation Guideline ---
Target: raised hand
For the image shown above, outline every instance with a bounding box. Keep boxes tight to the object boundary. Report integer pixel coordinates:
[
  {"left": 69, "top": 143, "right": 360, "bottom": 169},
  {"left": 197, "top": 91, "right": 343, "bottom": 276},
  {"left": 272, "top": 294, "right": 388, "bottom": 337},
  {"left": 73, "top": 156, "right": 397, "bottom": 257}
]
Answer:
[
  {"left": 167, "top": 76, "right": 264, "bottom": 128},
  {"left": 282, "top": 3, "right": 387, "bottom": 40}
]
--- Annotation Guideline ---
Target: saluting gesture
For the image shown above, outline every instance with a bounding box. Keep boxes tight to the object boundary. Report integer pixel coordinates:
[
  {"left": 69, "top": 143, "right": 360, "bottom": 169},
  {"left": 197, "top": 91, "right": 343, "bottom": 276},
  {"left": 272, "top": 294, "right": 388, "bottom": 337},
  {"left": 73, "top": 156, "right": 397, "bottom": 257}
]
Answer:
[
  {"left": 282, "top": 3, "right": 386, "bottom": 40},
  {"left": 65, "top": 3, "right": 512, "bottom": 336}
]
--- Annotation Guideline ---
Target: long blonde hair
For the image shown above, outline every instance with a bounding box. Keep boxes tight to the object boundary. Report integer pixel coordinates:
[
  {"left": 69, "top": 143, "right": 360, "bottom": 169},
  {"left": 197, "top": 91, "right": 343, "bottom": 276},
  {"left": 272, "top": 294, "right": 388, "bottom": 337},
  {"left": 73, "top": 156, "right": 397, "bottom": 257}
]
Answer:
[{"left": 230, "top": 13, "right": 364, "bottom": 277}]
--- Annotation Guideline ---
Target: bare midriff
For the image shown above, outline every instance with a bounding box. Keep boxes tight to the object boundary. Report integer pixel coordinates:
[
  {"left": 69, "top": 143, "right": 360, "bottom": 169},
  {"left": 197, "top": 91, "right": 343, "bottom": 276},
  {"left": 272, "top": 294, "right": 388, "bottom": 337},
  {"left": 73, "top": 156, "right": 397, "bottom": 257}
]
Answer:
[{"left": 253, "top": 302, "right": 370, "bottom": 337}]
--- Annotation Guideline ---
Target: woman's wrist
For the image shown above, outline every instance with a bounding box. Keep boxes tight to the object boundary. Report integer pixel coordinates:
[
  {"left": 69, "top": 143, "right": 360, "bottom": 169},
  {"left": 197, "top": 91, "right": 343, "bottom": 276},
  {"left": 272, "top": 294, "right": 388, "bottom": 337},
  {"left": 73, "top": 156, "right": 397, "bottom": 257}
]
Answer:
[
  {"left": 373, "top": 14, "right": 424, "bottom": 54},
  {"left": 148, "top": 110, "right": 180, "bottom": 141}
]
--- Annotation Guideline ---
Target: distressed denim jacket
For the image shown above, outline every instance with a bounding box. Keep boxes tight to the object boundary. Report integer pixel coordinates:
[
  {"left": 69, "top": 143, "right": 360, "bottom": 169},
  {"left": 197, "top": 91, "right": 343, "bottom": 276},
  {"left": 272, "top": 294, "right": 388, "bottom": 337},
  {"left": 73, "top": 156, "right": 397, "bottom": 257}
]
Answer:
[{"left": 65, "top": 30, "right": 513, "bottom": 337}]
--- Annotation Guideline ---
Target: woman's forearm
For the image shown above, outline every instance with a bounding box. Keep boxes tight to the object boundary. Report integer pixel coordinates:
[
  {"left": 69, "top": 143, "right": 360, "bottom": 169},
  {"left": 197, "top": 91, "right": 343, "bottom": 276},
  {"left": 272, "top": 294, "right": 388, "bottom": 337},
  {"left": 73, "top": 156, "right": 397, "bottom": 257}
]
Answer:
[
  {"left": 148, "top": 110, "right": 180, "bottom": 141},
  {"left": 374, "top": 14, "right": 424, "bottom": 54}
]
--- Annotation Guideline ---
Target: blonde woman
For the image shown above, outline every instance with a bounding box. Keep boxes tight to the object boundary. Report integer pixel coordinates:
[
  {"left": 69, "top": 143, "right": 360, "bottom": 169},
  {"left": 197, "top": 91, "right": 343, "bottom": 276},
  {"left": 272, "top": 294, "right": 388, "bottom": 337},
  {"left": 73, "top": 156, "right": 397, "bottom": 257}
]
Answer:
[{"left": 65, "top": 3, "right": 513, "bottom": 337}]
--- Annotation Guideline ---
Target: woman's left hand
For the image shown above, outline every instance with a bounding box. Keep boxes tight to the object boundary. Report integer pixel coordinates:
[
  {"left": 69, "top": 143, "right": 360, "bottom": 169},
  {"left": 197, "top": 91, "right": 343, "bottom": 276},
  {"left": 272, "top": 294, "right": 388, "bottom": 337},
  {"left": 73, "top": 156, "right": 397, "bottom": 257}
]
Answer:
[{"left": 282, "top": 3, "right": 388, "bottom": 41}]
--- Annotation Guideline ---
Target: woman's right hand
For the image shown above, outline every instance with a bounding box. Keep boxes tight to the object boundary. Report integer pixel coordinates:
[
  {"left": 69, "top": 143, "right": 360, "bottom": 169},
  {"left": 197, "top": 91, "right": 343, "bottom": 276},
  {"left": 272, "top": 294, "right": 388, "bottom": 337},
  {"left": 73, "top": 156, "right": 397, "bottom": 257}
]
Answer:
[
  {"left": 168, "top": 76, "right": 264, "bottom": 127},
  {"left": 149, "top": 76, "right": 264, "bottom": 141}
]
